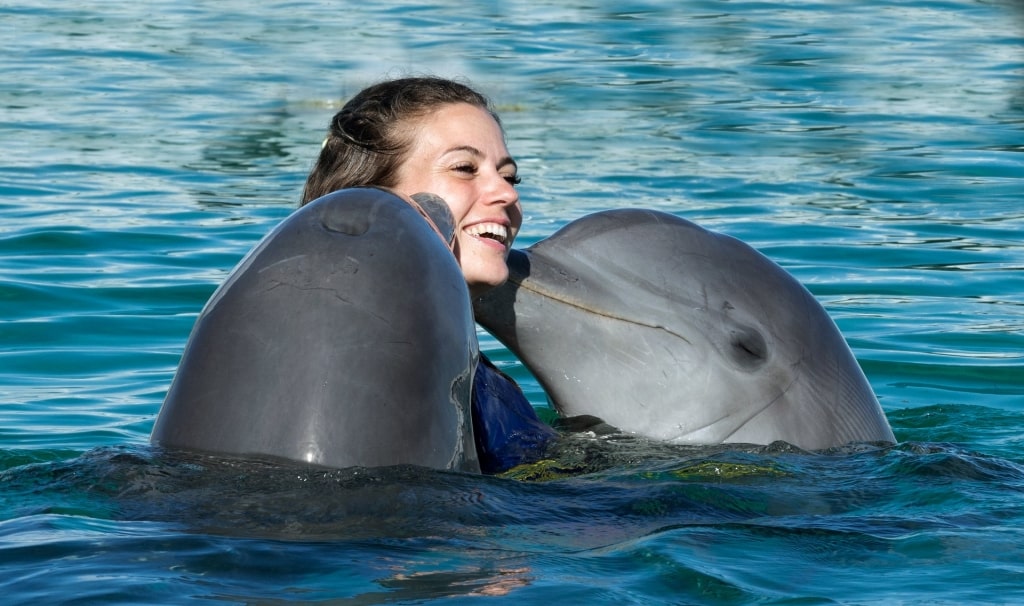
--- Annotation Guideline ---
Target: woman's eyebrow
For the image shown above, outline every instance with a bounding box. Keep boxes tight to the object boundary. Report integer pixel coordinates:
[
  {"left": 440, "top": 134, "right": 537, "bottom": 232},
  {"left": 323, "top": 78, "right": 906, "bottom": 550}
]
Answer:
[{"left": 499, "top": 156, "right": 519, "bottom": 172}]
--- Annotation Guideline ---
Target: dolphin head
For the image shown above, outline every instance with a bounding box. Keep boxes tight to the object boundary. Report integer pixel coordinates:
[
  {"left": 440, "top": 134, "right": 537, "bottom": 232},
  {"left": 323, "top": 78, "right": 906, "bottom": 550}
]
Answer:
[
  {"left": 154, "top": 188, "right": 481, "bottom": 471},
  {"left": 474, "top": 209, "right": 894, "bottom": 450}
]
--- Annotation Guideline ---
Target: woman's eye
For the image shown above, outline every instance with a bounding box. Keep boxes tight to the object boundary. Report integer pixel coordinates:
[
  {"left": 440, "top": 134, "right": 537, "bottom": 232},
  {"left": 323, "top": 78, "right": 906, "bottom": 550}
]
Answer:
[
  {"left": 454, "top": 163, "right": 476, "bottom": 175},
  {"left": 505, "top": 175, "right": 522, "bottom": 186}
]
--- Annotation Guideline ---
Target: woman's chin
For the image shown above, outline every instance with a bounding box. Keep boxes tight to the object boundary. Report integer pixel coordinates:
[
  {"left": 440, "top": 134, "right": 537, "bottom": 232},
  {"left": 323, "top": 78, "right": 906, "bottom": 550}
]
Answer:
[{"left": 467, "top": 273, "right": 509, "bottom": 299}]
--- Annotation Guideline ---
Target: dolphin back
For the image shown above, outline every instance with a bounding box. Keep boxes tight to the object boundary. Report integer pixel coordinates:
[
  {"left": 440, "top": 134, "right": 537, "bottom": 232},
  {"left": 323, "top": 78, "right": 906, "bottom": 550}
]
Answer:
[{"left": 153, "top": 188, "right": 480, "bottom": 472}]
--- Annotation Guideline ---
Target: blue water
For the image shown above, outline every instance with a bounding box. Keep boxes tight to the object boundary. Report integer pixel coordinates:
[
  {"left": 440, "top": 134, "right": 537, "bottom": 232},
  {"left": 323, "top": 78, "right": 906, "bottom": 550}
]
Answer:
[{"left": 2, "top": 0, "right": 1023, "bottom": 603}]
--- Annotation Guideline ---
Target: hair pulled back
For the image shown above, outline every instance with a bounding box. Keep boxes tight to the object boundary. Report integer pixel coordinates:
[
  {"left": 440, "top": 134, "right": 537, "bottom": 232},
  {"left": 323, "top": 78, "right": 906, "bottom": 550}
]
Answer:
[{"left": 301, "top": 77, "right": 498, "bottom": 205}]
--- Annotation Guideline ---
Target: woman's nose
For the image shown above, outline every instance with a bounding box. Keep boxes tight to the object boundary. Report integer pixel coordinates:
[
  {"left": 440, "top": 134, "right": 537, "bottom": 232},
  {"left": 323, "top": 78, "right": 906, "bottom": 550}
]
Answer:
[{"left": 484, "top": 170, "right": 519, "bottom": 206}]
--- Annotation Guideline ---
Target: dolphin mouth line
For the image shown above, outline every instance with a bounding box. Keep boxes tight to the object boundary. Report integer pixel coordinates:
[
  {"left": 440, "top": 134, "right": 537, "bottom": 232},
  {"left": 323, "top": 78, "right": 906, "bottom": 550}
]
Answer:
[{"left": 507, "top": 276, "right": 693, "bottom": 346}]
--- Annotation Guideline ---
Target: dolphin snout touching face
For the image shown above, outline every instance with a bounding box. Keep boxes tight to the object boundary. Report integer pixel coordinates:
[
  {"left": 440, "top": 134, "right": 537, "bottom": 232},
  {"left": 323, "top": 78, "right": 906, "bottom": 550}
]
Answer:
[{"left": 474, "top": 209, "right": 895, "bottom": 451}]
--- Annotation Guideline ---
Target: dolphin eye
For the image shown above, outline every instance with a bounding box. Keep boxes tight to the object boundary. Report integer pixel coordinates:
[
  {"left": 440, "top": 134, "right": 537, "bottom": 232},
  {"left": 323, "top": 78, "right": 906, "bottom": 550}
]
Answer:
[{"left": 729, "top": 326, "right": 767, "bottom": 370}]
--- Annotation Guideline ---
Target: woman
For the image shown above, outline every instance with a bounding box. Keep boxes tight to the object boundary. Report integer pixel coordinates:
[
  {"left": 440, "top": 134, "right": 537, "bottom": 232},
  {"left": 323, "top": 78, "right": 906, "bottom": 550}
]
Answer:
[{"left": 303, "top": 76, "right": 556, "bottom": 473}]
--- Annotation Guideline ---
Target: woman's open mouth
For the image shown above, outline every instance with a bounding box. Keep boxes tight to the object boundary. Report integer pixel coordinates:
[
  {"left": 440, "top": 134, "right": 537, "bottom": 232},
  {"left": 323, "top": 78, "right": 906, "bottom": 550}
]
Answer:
[{"left": 464, "top": 222, "right": 509, "bottom": 246}]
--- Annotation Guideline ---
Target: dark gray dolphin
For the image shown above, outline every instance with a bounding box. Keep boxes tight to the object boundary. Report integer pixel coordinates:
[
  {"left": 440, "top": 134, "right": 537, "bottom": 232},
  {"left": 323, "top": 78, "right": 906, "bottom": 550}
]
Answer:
[
  {"left": 153, "top": 188, "right": 480, "bottom": 472},
  {"left": 474, "top": 209, "right": 895, "bottom": 451}
]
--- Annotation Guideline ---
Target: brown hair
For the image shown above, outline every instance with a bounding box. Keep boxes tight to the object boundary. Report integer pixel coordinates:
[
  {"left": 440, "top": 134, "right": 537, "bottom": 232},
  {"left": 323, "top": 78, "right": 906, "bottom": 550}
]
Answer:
[{"left": 301, "top": 77, "right": 499, "bottom": 205}]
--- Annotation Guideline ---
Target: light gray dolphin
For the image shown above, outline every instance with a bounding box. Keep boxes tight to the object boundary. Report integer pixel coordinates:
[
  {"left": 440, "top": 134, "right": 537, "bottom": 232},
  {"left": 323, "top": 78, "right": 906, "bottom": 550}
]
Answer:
[
  {"left": 152, "top": 188, "right": 481, "bottom": 472},
  {"left": 474, "top": 209, "right": 895, "bottom": 451}
]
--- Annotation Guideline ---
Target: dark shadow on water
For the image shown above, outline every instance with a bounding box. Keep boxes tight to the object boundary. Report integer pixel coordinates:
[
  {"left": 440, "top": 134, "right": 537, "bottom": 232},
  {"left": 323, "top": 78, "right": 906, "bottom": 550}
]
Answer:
[
  {"left": 3, "top": 429, "right": 1018, "bottom": 542},
  {"left": 2, "top": 425, "right": 1022, "bottom": 602}
]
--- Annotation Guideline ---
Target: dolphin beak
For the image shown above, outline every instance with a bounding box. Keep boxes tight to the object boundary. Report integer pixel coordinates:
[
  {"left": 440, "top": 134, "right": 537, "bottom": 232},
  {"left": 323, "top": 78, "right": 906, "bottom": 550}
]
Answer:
[{"left": 473, "top": 249, "right": 531, "bottom": 351}]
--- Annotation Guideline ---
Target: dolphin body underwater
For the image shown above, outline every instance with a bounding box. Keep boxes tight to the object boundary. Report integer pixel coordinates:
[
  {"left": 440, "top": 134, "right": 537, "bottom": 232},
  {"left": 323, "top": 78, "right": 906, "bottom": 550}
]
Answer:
[
  {"left": 473, "top": 209, "right": 896, "bottom": 451},
  {"left": 152, "top": 188, "right": 481, "bottom": 472}
]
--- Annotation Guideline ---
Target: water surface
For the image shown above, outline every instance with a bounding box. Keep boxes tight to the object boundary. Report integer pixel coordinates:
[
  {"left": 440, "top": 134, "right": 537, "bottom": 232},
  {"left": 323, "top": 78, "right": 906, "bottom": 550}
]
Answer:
[{"left": 1, "top": 1, "right": 1023, "bottom": 603}]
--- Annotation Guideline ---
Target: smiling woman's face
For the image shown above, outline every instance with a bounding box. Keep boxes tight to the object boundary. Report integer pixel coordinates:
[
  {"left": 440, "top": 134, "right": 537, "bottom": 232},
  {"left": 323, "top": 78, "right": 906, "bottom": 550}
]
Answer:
[{"left": 392, "top": 102, "right": 522, "bottom": 298}]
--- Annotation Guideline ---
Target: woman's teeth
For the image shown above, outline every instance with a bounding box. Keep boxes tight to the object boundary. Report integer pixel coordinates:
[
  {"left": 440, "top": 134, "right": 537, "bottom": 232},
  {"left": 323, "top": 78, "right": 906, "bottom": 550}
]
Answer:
[{"left": 464, "top": 223, "right": 508, "bottom": 244}]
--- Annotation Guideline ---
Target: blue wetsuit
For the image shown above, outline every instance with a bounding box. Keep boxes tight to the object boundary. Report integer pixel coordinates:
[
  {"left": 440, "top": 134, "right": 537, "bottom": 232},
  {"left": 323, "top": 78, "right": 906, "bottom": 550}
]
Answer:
[{"left": 471, "top": 355, "right": 557, "bottom": 474}]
